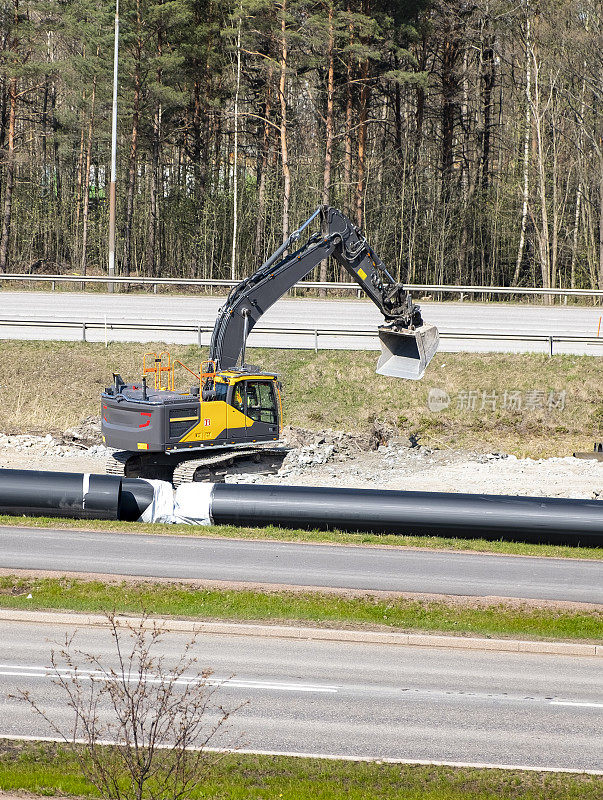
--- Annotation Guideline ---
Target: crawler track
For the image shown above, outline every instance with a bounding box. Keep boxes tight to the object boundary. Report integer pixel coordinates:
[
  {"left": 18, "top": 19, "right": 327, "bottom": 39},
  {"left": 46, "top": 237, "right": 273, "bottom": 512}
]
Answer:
[{"left": 106, "top": 446, "right": 288, "bottom": 486}]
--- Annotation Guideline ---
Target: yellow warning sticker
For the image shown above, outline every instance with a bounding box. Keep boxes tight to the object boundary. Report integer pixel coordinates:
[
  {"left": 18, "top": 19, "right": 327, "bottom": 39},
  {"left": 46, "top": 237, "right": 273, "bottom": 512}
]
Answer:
[{"left": 357, "top": 267, "right": 367, "bottom": 280}]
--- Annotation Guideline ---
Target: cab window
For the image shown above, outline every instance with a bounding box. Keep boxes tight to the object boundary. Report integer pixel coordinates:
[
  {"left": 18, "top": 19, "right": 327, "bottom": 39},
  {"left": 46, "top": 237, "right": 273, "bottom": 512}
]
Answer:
[
  {"left": 243, "top": 381, "right": 277, "bottom": 424},
  {"left": 231, "top": 383, "right": 245, "bottom": 414},
  {"left": 213, "top": 382, "right": 228, "bottom": 402}
]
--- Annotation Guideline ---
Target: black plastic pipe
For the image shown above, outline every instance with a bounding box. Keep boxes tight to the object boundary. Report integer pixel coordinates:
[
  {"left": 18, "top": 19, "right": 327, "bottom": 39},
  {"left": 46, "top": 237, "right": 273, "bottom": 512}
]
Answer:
[
  {"left": 0, "top": 469, "right": 601, "bottom": 547},
  {"left": 120, "top": 477, "right": 156, "bottom": 521},
  {"left": 209, "top": 483, "right": 603, "bottom": 546},
  {"left": 0, "top": 469, "right": 123, "bottom": 520}
]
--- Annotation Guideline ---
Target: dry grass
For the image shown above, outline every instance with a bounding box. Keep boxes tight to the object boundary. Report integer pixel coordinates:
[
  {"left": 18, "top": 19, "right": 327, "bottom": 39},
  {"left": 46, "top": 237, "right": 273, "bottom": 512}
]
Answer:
[{"left": 0, "top": 341, "right": 601, "bottom": 457}]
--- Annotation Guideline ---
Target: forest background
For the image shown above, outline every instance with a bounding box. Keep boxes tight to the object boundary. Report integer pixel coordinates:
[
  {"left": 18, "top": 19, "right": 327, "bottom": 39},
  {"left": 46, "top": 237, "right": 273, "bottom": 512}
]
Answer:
[{"left": 0, "top": 0, "right": 601, "bottom": 291}]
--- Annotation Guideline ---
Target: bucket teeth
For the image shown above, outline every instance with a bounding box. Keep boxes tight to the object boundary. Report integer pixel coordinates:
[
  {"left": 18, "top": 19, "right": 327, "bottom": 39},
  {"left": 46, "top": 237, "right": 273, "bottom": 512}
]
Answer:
[{"left": 376, "top": 323, "right": 439, "bottom": 380}]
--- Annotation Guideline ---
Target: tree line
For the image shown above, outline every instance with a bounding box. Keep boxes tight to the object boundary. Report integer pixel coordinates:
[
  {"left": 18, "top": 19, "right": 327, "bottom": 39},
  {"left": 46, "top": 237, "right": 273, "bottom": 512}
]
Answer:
[{"left": 0, "top": 0, "right": 601, "bottom": 290}]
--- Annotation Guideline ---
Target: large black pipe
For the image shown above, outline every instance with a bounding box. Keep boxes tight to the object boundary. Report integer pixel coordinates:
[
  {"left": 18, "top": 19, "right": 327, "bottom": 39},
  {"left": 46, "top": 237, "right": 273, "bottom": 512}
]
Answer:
[
  {"left": 209, "top": 483, "right": 603, "bottom": 546},
  {"left": 120, "top": 477, "right": 156, "bottom": 521},
  {"left": 0, "top": 469, "right": 601, "bottom": 547},
  {"left": 0, "top": 469, "right": 157, "bottom": 522},
  {"left": 0, "top": 469, "right": 123, "bottom": 520}
]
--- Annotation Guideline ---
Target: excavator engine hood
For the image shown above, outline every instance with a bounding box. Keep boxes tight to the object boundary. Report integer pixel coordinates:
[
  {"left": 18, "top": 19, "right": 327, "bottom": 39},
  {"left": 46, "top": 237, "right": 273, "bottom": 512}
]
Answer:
[{"left": 376, "top": 323, "right": 439, "bottom": 380}]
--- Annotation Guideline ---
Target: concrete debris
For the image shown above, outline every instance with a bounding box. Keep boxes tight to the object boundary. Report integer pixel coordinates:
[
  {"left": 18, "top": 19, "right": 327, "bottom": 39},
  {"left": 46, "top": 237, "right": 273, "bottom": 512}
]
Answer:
[
  {"left": 61, "top": 415, "right": 102, "bottom": 447},
  {"left": 0, "top": 429, "right": 110, "bottom": 461},
  {"left": 243, "top": 436, "right": 603, "bottom": 500},
  {"left": 281, "top": 425, "right": 370, "bottom": 454}
]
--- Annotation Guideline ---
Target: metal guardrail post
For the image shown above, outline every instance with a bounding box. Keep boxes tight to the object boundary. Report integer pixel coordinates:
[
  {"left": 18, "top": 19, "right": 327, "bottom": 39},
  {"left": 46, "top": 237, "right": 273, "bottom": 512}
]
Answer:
[
  {"left": 549, "top": 336, "right": 554, "bottom": 357},
  {"left": 82, "top": 322, "right": 86, "bottom": 342},
  {"left": 197, "top": 325, "right": 202, "bottom": 347},
  {"left": 314, "top": 329, "right": 318, "bottom": 353}
]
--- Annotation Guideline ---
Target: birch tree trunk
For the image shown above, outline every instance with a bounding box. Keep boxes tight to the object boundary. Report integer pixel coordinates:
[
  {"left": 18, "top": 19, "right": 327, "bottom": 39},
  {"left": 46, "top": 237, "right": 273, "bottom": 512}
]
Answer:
[
  {"left": 0, "top": 77, "right": 16, "bottom": 272},
  {"left": 80, "top": 75, "right": 97, "bottom": 275},
  {"left": 279, "top": 0, "right": 290, "bottom": 241},
  {"left": 255, "top": 65, "right": 273, "bottom": 258},
  {"left": 355, "top": 56, "right": 369, "bottom": 228},
  {"left": 230, "top": 3, "right": 242, "bottom": 281},
  {"left": 123, "top": 0, "right": 142, "bottom": 278},
  {"left": 319, "top": 1, "right": 335, "bottom": 291},
  {"left": 513, "top": 10, "right": 531, "bottom": 286}
]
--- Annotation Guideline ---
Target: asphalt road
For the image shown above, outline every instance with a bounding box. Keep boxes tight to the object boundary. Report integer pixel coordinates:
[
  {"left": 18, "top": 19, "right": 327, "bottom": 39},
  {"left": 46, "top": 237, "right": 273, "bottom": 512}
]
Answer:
[
  {"left": 0, "top": 618, "right": 601, "bottom": 770},
  {"left": 1, "top": 527, "right": 601, "bottom": 603},
  {"left": 1, "top": 291, "right": 602, "bottom": 354}
]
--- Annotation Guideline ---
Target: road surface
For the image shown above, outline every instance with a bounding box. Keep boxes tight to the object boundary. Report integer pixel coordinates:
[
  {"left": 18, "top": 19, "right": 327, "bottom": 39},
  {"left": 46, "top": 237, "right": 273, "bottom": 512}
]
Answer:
[
  {"left": 0, "top": 617, "right": 600, "bottom": 770},
  {"left": 0, "top": 291, "right": 602, "bottom": 354},
  {"left": 1, "top": 527, "right": 601, "bottom": 603}
]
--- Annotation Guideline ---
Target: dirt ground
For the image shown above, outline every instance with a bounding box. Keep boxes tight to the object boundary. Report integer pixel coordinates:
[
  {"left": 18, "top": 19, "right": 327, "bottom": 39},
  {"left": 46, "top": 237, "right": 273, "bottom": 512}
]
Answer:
[
  {"left": 225, "top": 426, "right": 603, "bottom": 499},
  {"left": 1, "top": 419, "right": 602, "bottom": 500}
]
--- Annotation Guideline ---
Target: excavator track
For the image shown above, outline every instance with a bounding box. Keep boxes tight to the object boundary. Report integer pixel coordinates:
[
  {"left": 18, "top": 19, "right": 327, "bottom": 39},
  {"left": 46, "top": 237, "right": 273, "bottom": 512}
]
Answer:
[
  {"left": 105, "top": 450, "right": 177, "bottom": 482},
  {"left": 105, "top": 451, "right": 133, "bottom": 477},
  {"left": 172, "top": 447, "right": 287, "bottom": 487},
  {"left": 106, "top": 447, "right": 288, "bottom": 486}
]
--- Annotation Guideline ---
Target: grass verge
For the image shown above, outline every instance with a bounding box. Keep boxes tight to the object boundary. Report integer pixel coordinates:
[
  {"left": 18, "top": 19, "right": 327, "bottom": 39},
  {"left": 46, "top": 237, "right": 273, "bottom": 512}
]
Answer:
[
  {"left": 1, "top": 576, "right": 601, "bottom": 641},
  {"left": 1, "top": 516, "right": 602, "bottom": 560},
  {"left": 0, "top": 340, "right": 601, "bottom": 457},
  {"left": 0, "top": 740, "right": 599, "bottom": 799}
]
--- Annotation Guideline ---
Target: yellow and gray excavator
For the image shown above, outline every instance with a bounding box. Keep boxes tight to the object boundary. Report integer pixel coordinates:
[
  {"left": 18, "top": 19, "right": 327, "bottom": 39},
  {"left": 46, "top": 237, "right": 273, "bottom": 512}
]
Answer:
[{"left": 101, "top": 206, "right": 439, "bottom": 484}]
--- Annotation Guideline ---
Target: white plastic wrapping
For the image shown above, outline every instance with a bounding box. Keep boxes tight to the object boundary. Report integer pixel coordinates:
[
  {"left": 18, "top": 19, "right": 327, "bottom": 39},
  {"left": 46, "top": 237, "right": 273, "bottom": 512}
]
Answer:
[
  {"left": 135, "top": 480, "right": 214, "bottom": 525},
  {"left": 138, "top": 479, "right": 176, "bottom": 523},
  {"left": 172, "top": 482, "right": 214, "bottom": 525},
  {"left": 82, "top": 473, "right": 90, "bottom": 508}
]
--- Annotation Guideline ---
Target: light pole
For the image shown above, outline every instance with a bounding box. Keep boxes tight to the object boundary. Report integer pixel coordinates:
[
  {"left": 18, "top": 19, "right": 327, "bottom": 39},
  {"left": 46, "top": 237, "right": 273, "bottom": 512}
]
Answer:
[{"left": 108, "top": 0, "right": 119, "bottom": 292}]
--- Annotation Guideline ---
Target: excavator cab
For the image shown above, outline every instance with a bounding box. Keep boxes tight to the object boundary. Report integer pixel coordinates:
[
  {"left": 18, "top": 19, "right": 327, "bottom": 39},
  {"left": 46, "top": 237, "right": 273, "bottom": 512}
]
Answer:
[{"left": 376, "top": 323, "right": 439, "bottom": 380}]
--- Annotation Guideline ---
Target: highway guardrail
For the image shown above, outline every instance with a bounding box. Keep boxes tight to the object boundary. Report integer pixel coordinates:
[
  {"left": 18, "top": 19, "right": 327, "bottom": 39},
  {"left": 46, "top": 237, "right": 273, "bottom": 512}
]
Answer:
[
  {"left": 0, "top": 273, "right": 602, "bottom": 299},
  {"left": 0, "top": 317, "right": 601, "bottom": 356}
]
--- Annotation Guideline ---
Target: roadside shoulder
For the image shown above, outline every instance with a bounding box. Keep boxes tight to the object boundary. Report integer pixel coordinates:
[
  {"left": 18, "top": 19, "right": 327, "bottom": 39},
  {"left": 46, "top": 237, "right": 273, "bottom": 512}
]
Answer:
[{"left": 0, "top": 609, "right": 599, "bottom": 657}]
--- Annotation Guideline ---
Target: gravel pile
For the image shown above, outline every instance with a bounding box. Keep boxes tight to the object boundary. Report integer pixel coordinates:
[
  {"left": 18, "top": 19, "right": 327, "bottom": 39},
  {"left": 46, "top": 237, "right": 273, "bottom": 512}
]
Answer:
[
  {"left": 230, "top": 433, "right": 603, "bottom": 499},
  {"left": 0, "top": 432, "right": 111, "bottom": 460},
  {"left": 60, "top": 415, "right": 102, "bottom": 448}
]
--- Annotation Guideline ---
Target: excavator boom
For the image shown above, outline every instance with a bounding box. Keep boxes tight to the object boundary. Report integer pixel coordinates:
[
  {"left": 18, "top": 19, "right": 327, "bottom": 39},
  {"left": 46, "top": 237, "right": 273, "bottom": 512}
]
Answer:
[{"left": 210, "top": 206, "right": 438, "bottom": 380}]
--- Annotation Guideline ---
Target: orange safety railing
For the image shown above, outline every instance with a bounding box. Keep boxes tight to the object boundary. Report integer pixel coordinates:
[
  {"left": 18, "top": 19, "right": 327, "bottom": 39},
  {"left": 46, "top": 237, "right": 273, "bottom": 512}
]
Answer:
[
  {"left": 143, "top": 351, "right": 174, "bottom": 391},
  {"left": 200, "top": 359, "right": 217, "bottom": 389},
  {"left": 173, "top": 360, "right": 201, "bottom": 381},
  {"left": 142, "top": 354, "right": 222, "bottom": 395}
]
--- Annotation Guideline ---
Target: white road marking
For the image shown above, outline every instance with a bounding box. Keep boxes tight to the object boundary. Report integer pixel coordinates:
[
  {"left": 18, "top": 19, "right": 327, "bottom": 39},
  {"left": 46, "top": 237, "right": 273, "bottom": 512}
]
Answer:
[
  {"left": 550, "top": 700, "right": 603, "bottom": 709},
  {"left": 0, "top": 664, "right": 338, "bottom": 693},
  {"left": 3, "top": 664, "right": 602, "bottom": 706}
]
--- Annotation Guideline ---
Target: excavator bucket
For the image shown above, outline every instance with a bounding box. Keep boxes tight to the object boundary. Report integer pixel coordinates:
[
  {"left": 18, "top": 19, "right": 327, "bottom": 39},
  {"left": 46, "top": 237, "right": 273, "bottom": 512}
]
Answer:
[{"left": 376, "top": 323, "right": 439, "bottom": 380}]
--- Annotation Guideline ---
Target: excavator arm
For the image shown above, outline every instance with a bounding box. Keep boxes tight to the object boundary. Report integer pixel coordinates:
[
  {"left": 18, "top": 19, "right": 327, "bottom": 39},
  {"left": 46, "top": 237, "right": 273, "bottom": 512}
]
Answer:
[{"left": 209, "top": 206, "right": 438, "bottom": 379}]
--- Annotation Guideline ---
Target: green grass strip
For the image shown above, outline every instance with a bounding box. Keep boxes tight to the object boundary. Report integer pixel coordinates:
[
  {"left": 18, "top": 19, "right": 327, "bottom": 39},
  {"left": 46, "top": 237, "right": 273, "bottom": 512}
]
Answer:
[
  {"left": 1, "top": 576, "right": 601, "bottom": 642},
  {"left": 0, "top": 741, "right": 600, "bottom": 799},
  {"left": 1, "top": 516, "right": 601, "bottom": 560}
]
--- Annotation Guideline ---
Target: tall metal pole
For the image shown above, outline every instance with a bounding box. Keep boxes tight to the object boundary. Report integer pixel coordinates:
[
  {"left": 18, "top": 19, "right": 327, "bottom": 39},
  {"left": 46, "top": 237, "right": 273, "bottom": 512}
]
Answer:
[{"left": 108, "top": 0, "right": 119, "bottom": 292}]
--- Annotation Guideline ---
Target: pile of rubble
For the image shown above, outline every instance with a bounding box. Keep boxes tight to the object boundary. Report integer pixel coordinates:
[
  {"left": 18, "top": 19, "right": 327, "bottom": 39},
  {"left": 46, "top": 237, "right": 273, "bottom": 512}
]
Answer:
[
  {"left": 0, "top": 416, "right": 109, "bottom": 461},
  {"left": 277, "top": 423, "right": 420, "bottom": 478},
  {"left": 0, "top": 431, "right": 110, "bottom": 460},
  {"left": 60, "top": 415, "right": 102, "bottom": 448}
]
